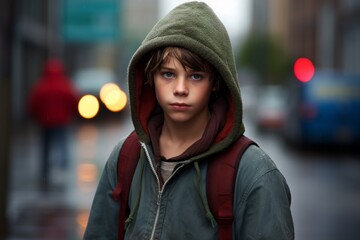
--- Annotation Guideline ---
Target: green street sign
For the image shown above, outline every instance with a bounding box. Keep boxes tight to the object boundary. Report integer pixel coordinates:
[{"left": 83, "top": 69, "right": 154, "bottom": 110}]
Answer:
[{"left": 62, "top": 0, "right": 120, "bottom": 42}]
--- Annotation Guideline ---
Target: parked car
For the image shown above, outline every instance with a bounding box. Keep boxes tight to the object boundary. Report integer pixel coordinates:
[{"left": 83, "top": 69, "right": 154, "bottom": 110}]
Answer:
[{"left": 253, "top": 85, "right": 286, "bottom": 131}]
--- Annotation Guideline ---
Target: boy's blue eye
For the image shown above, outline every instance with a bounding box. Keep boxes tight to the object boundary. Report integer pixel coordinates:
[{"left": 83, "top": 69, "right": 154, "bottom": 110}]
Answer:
[
  {"left": 191, "top": 74, "right": 203, "bottom": 80},
  {"left": 162, "top": 72, "right": 174, "bottom": 78}
]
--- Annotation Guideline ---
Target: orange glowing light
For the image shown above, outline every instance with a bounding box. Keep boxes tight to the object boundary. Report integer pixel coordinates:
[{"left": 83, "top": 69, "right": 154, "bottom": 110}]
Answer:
[{"left": 77, "top": 163, "right": 98, "bottom": 182}]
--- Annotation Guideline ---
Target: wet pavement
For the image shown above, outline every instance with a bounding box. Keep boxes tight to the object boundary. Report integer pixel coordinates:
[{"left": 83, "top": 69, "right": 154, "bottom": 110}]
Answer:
[
  {"left": 6, "top": 115, "right": 360, "bottom": 240},
  {"left": 7, "top": 115, "right": 133, "bottom": 240}
]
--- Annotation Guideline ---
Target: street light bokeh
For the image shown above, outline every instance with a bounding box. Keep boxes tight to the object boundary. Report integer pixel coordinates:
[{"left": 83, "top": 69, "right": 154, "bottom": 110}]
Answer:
[{"left": 78, "top": 95, "right": 100, "bottom": 119}]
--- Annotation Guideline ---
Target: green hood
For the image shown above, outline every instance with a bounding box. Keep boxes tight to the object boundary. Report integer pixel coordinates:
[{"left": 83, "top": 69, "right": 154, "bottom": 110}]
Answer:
[{"left": 127, "top": 1, "right": 244, "bottom": 154}]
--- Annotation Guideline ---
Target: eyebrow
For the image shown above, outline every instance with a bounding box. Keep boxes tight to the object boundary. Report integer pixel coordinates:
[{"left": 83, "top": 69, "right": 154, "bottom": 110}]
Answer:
[
  {"left": 160, "top": 66, "right": 208, "bottom": 74},
  {"left": 159, "top": 66, "right": 175, "bottom": 71}
]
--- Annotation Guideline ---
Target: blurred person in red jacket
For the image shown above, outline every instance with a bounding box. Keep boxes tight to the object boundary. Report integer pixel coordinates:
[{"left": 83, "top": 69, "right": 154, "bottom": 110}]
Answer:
[{"left": 28, "top": 58, "right": 79, "bottom": 189}]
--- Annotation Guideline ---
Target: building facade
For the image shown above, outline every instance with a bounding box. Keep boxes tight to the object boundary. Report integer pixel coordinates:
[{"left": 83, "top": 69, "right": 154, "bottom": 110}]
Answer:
[{"left": 251, "top": 0, "right": 360, "bottom": 74}]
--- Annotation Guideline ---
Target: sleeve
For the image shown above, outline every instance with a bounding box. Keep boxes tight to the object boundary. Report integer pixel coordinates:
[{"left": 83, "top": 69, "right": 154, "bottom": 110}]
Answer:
[
  {"left": 234, "top": 146, "right": 295, "bottom": 240},
  {"left": 28, "top": 88, "right": 39, "bottom": 117},
  {"left": 83, "top": 142, "right": 123, "bottom": 240}
]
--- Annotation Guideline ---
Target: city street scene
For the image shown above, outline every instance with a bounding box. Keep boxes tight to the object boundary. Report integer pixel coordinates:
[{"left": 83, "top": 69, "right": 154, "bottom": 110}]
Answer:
[
  {"left": 7, "top": 113, "right": 360, "bottom": 240},
  {"left": 1, "top": 0, "right": 360, "bottom": 240}
]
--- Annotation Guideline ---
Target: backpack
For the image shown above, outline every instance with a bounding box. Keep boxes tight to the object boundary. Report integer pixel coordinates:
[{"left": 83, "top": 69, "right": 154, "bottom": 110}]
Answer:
[{"left": 112, "top": 131, "right": 256, "bottom": 240}]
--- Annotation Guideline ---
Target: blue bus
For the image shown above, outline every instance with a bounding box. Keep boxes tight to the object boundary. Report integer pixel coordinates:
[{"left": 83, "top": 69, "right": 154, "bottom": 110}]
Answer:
[{"left": 283, "top": 71, "right": 360, "bottom": 149}]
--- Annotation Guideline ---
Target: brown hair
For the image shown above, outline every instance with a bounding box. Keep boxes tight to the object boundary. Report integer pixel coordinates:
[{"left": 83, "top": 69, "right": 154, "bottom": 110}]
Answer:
[{"left": 144, "top": 47, "right": 220, "bottom": 90}]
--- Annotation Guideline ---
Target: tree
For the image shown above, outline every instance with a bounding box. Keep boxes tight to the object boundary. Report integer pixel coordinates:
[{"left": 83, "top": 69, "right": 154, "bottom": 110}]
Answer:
[{"left": 237, "top": 34, "right": 292, "bottom": 85}]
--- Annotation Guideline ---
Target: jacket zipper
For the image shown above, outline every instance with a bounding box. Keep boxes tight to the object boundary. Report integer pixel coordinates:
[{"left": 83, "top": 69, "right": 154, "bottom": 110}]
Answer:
[{"left": 141, "top": 142, "right": 184, "bottom": 240}]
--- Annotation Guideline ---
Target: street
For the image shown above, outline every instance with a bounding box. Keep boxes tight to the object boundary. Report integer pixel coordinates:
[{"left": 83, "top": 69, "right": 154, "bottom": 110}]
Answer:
[{"left": 7, "top": 114, "right": 360, "bottom": 240}]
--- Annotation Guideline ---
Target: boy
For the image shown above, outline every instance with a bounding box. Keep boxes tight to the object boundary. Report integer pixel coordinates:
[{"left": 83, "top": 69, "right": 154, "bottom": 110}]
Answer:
[{"left": 84, "top": 2, "right": 294, "bottom": 239}]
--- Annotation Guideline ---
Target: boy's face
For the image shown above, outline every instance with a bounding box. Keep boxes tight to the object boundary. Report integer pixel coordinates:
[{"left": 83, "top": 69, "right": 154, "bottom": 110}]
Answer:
[{"left": 153, "top": 56, "right": 213, "bottom": 124}]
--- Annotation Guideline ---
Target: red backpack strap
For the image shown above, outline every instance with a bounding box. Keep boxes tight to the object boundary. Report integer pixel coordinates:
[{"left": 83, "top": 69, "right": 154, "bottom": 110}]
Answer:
[
  {"left": 207, "top": 135, "right": 256, "bottom": 240},
  {"left": 112, "top": 131, "right": 141, "bottom": 240}
]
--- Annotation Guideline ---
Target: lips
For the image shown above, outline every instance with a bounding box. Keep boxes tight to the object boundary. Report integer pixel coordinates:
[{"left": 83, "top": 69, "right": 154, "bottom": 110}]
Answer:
[
  {"left": 171, "top": 102, "right": 190, "bottom": 107},
  {"left": 170, "top": 102, "right": 190, "bottom": 110}
]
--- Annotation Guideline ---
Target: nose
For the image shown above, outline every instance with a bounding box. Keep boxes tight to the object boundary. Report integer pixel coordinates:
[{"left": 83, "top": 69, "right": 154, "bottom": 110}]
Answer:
[{"left": 173, "top": 77, "right": 189, "bottom": 96}]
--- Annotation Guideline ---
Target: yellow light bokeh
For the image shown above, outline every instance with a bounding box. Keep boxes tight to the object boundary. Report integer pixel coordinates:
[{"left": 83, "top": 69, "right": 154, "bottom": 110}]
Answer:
[
  {"left": 99, "top": 83, "right": 120, "bottom": 103},
  {"left": 78, "top": 95, "right": 100, "bottom": 119},
  {"left": 104, "top": 88, "right": 128, "bottom": 112},
  {"left": 99, "top": 83, "right": 128, "bottom": 112},
  {"left": 105, "top": 88, "right": 122, "bottom": 105}
]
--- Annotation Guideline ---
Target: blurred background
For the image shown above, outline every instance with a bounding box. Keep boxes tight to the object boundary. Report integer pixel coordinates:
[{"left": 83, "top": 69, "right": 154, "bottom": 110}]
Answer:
[{"left": 0, "top": 0, "right": 359, "bottom": 239}]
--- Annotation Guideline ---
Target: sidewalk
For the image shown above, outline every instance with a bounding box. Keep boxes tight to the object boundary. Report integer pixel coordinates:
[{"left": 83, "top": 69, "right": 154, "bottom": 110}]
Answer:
[
  {"left": 7, "top": 116, "right": 133, "bottom": 239},
  {"left": 7, "top": 122, "right": 80, "bottom": 240}
]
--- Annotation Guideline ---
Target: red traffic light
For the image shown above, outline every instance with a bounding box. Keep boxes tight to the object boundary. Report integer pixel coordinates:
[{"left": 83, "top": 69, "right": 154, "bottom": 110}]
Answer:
[{"left": 294, "top": 58, "right": 315, "bottom": 82}]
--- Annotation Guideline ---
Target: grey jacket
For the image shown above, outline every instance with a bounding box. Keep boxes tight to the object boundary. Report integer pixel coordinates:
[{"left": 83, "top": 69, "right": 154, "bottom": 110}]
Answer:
[
  {"left": 84, "top": 139, "right": 294, "bottom": 239},
  {"left": 84, "top": 1, "right": 294, "bottom": 239}
]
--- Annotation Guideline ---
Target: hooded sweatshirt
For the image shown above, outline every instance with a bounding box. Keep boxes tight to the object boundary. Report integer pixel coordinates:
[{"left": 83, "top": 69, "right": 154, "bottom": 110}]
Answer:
[
  {"left": 128, "top": 1, "right": 244, "bottom": 149},
  {"left": 28, "top": 59, "right": 79, "bottom": 127},
  {"left": 84, "top": 2, "right": 294, "bottom": 240}
]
